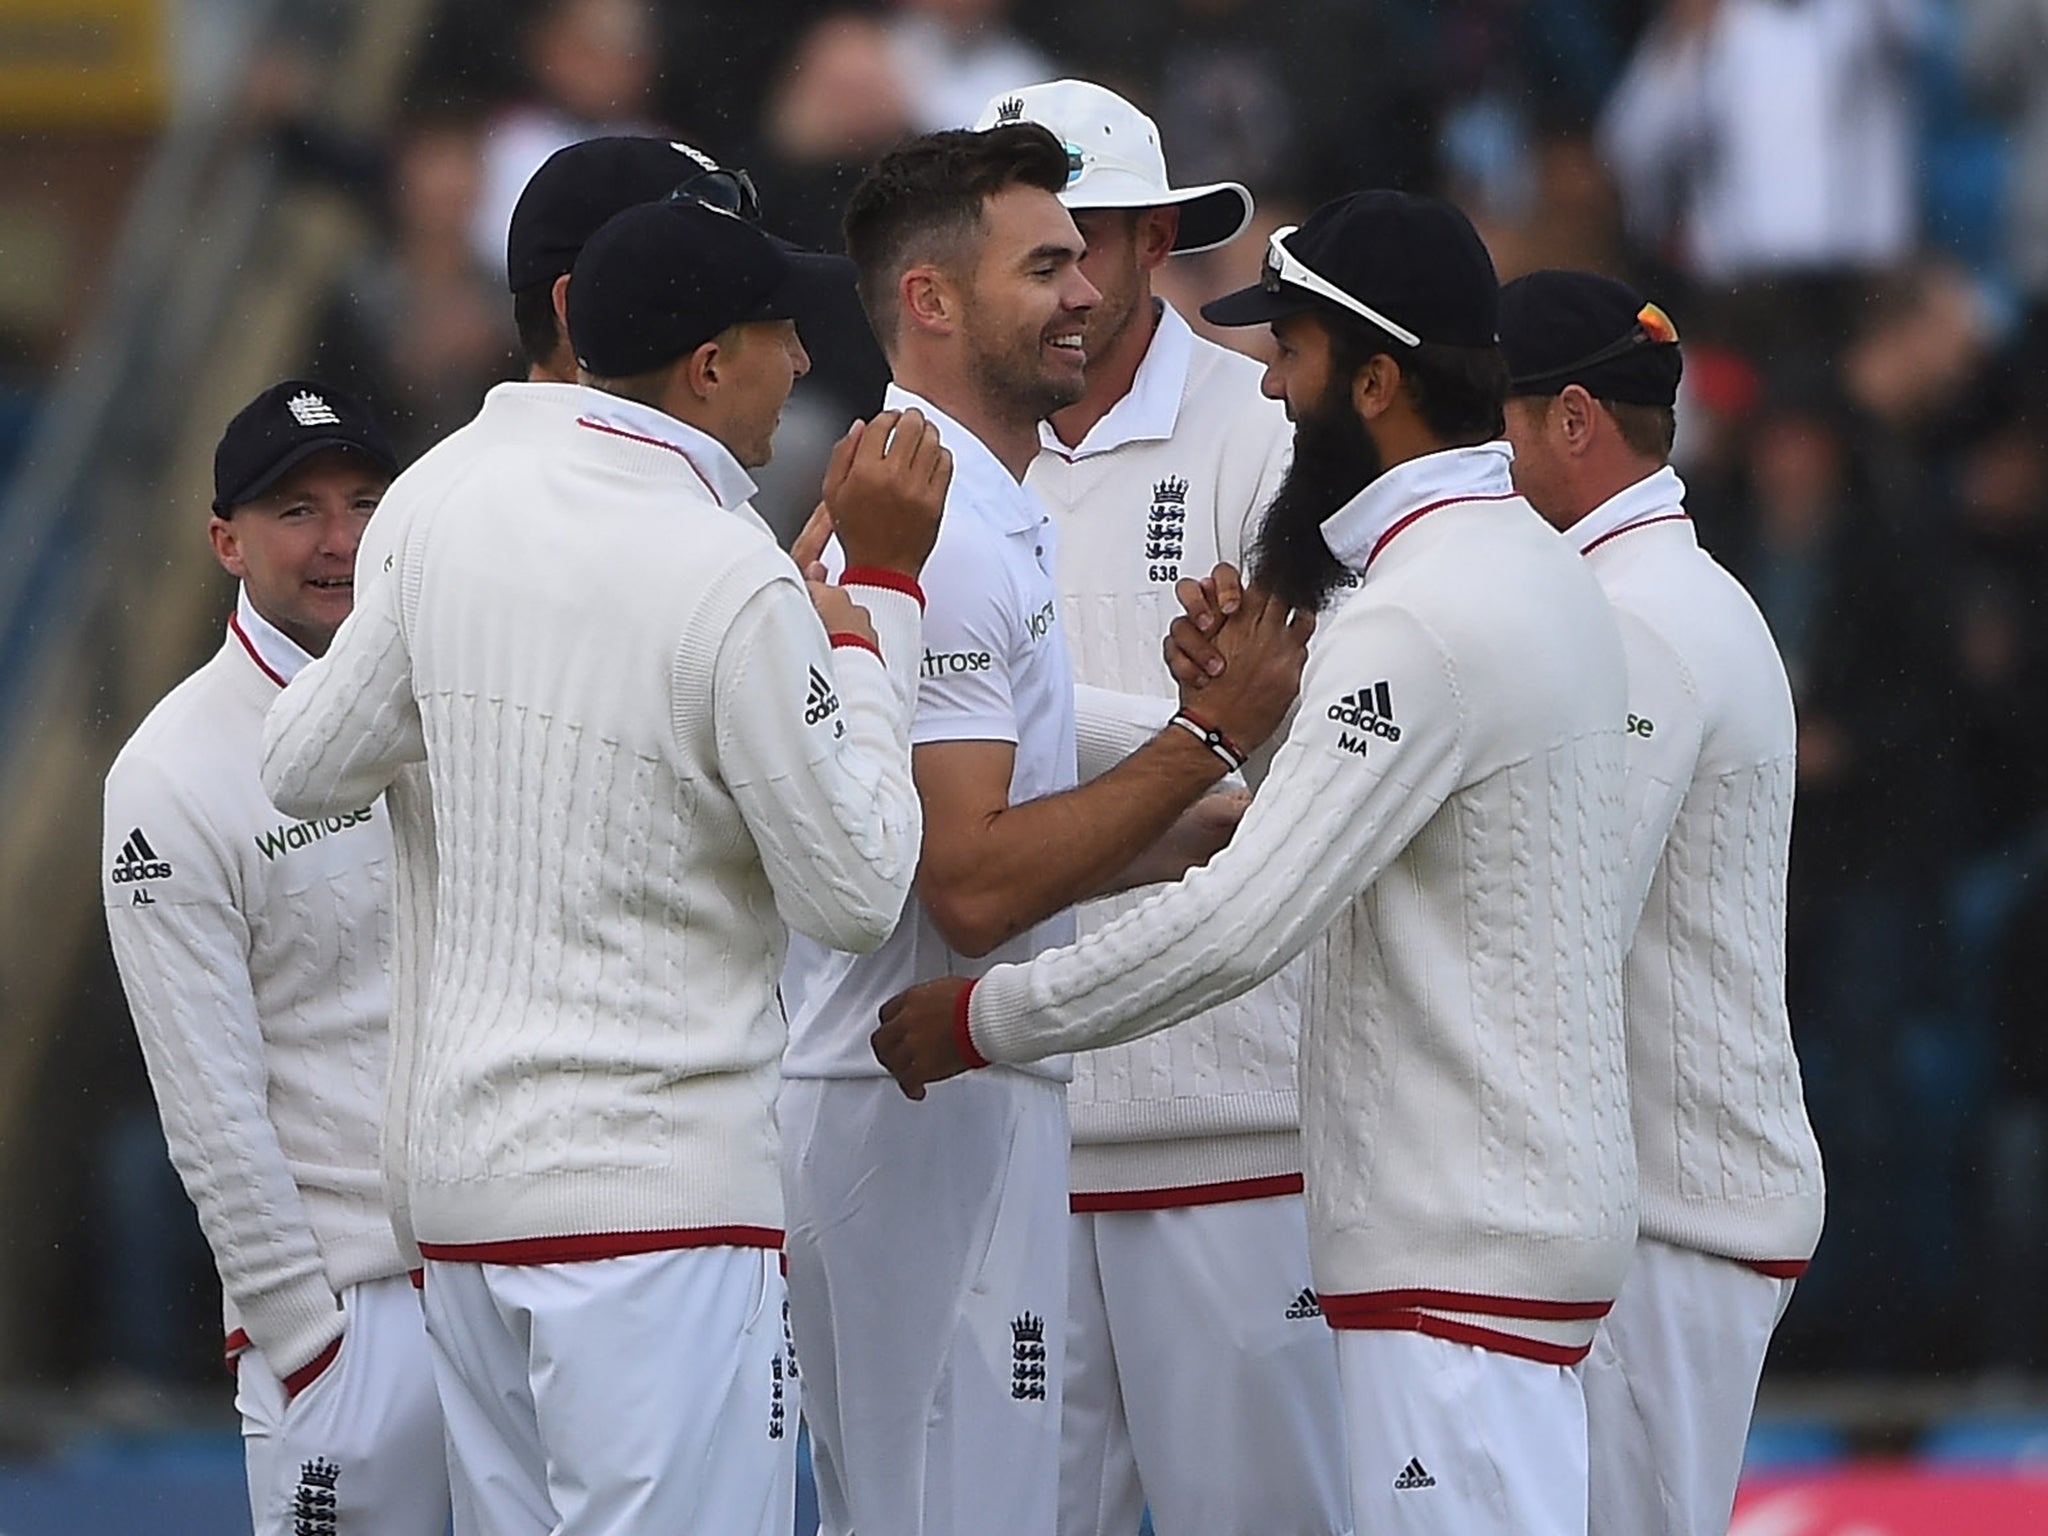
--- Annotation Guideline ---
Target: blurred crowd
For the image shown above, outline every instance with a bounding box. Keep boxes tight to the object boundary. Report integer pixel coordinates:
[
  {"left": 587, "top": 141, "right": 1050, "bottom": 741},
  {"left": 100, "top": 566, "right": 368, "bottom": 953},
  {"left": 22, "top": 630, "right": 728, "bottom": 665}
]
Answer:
[{"left": 55, "top": 0, "right": 2048, "bottom": 1384}]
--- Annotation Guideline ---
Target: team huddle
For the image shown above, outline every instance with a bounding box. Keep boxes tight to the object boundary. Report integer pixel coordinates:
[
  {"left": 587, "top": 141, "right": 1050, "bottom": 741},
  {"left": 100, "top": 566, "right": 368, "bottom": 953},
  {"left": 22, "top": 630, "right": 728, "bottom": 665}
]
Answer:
[{"left": 101, "top": 76, "right": 1823, "bottom": 1536}]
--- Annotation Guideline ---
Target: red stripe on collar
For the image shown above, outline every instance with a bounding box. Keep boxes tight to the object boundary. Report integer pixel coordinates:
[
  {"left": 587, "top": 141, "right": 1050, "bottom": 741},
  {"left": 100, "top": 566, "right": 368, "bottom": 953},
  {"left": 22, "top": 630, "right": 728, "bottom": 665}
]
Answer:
[
  {"left": 1367, "top": 492, "right": 1520, "bottom": 569},
  {"left": 1580, "top": 511, "right": 1690, "bottom": 557},
  {"left": 575, "top": 416, "right": 718, "bottom": 500},
  {"left": 228, "top": 611, "right": 289, "bottom": 689}
]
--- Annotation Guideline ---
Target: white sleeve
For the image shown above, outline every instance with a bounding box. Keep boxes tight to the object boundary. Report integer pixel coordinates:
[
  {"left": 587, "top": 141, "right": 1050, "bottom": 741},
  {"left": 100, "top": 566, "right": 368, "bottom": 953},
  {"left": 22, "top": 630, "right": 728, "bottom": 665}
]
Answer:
[
  {"left": 713, "top": 573, "right": 925, "bottom": 953},
  {"left": 965, "top": 605, "right": 1465, "bottom": 1062},
  {"left": 261, "top": 547, "right": 424, "bottom": 818},
  {"left": 906, "top": 521, "right": 1022, "bottom": 746},
  {"left": 1073, "top": 682, "right": 1175, "bottom": 783},
  {"left": 101, "top": 765, "right": 344, "bottom": 1378},
  {"left": 1611, "top": 609, "right": 1706, "bottom": 935}
]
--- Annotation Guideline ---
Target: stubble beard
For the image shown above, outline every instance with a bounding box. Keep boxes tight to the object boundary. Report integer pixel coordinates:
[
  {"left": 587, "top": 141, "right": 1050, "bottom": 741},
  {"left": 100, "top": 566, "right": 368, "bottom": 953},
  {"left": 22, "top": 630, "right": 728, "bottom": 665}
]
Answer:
[
  {"left": 966, "top": 307, "right": 1085, "bottom": 426},
  {"left": 1248, "top": 378, "right": 1385, "bottom": 613}
]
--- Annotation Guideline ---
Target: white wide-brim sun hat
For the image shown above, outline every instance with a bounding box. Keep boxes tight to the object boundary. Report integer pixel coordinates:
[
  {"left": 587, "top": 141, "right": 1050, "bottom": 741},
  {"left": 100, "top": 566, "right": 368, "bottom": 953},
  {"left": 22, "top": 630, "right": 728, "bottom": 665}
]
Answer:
[{"left": 972, "top": 78, "right": 1255, "bottom": 255}]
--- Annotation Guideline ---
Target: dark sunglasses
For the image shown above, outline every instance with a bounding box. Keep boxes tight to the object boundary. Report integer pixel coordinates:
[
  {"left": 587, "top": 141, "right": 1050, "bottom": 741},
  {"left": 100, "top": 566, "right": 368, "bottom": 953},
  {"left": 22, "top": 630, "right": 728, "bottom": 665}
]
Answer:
[{"left": 670, "top": 166, "right": 762, "bottom": 222}]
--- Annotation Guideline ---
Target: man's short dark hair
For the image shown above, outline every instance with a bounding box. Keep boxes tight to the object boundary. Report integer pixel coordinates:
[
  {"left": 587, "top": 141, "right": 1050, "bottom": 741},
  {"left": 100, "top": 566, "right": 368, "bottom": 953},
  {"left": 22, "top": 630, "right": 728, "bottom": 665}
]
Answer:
[
  {"left": 1324, "top": 312, "right": 1509, "bottom": 446},
  {"left": 842, "top": 124, "right": 1071, "bottom": 351},
  {"left": 513, "top": 281, "right": 560, "bottom": 371},
  {"left": 1605, "top": 400, "right": 1677, "bottom": 461}
]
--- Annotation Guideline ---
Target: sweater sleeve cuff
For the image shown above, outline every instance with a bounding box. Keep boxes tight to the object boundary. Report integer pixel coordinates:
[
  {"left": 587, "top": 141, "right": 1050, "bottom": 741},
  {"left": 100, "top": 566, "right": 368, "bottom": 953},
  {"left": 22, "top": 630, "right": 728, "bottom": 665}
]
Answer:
[
  {"left": 961, "top": 964, "right": 1051, "bottom": 1067},
  {"left": 236, "top": 1272, "right": 346, "bottom": 1380},
  {"left": 829, "top": 631, "right": 883, "bottom": 660},
  {"left": 840, "top": 566, "right": 926, "bottom": 610},
  {"left": 954, "top": 978, "right": 990, "bottom": 1070}
]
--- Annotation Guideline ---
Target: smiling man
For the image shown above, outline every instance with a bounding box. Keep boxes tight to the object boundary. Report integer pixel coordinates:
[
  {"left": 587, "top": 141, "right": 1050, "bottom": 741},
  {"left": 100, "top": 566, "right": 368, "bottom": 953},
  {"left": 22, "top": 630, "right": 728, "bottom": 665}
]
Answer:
[
  {"left": 779, "top": 123, "right": 1312, "bottom": 1536},
  {"left": 102, "top": 382, "right": 450, "bottom": 1536}
]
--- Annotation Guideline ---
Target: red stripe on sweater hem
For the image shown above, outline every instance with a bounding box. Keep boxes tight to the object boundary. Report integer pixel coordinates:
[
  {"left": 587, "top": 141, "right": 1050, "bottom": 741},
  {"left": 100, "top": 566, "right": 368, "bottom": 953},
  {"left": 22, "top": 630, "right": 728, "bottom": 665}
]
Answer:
[
  {"left": 228, "top": 612, "right": 289, "bottom": 689},
  {"left": 1071, "top": 1173, "right": 1305, "bottom": 1212},
  {"left": 282, "top": 1336, "right": 341, "bottom": 1399},
  {"left": 1321, "top": 1288, "right": 1613, "bottom": 1322},
  {"left": 1327, "top": 1309, "right": 1593, "bottom": 1366},
  {"left": 829, "top": 631, "right": 882, "bottom": 659},
  {"left": 409, "top": 1268, "right": 425, "bottom": 1290},
  {"left": 1745, "top": 1258, "right": 1809, "bottom": 1279},
  {"left": 954, "top": 979, "right": 989, "bottom": 1069},
  {"left": 417, "top": 1226, "right": 783, "bottom": 1265},
  {"left": 839, "top": 567, "right": 927, "bottom": 610},
  {"left": 223, "top": 1328, "right": 251, "bottom": 1373},
  {"left": 1367, "top": 493, "right": 1520, "bottom": 568}
]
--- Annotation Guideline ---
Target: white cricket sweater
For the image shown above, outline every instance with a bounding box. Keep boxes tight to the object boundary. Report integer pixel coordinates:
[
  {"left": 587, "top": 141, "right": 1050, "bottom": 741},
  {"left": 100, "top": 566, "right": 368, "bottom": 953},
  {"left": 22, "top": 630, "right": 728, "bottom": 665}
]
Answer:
[
  {"left": 262, "top": 382, "right": 927, "bottom": 1258},
  {"left": 966, "top": 445, "right": 1640, "bottom": 1363},
  {"left": 1027, "top": 303, "right": 1307, "bottom": 1201},
  {"left": 1576, "top": 467, "right": 1825, "bottom": 1270},
  {"left": 104, "top": 590, "right": 409, "bottom": 1380}
]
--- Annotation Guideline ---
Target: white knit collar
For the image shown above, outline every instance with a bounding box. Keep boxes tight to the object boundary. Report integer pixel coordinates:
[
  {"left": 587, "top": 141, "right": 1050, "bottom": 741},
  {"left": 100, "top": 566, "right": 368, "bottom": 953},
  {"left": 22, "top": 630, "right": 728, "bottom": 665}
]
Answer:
[
  {"left": 1320, "top": 441, "right": 1518, "bottom": 574},
  {"left": 1038, "top": 300, "right": 1193, "bottom": 460},
  {"left": 570, "top": 389, "right": 758, "bottom": 511},
  {"left": 1571, "top": 465, "right": 1692, "bottom": 556},
  {"left": 230, "top": 585, "right": 315, "bottom": 687},
  {"left": 884, "top": 383, "right": 1044, "bottom": 534}
]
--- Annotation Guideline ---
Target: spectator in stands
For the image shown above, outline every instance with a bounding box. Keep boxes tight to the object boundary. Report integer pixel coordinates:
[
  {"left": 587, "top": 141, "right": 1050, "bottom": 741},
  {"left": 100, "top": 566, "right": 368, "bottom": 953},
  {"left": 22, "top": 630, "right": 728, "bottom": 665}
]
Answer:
[
  {"left": 884, "top": 0, "right": 1056, "bottom": 132},
  {"left": 315, "top": 113, "right": 518, "bottom": 460},
  {"left": 1962, "top": 0, "right": 2048, "bottom": 367},
  {"left": 469, "top": 0, "right": 663, "bottom": 277}
]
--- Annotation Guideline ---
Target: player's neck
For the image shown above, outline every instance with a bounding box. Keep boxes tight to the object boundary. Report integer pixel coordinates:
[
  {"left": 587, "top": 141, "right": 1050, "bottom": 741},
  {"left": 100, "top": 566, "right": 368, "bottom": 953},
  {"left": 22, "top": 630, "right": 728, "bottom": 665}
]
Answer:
[
  {"left": 1047, "top": 296, "right": 1161, "bottom": 451},
  {"left": 892, "top": 362, "right": 1041, "bottom": 482}
]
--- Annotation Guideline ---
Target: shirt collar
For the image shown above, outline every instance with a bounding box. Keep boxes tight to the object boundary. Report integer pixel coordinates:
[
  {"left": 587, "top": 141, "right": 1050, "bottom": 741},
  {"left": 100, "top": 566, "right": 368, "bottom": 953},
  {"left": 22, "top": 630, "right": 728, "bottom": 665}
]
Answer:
[
  {"left": 1037, "top": 300, "right": 1194, "bottom": 460},
  {"left": 570, "top": 388, "right": 759, "bottom": 511},
  {"left": 885, "top": 383, "right": 1045, "bottom": 534},
  {"left": 1319, "top": 441, "right": 1519, "bottom": 574},
  {"left": 1571, "top": 465, "right": 1692, "bottom": 556},
  {"left": 230, "top": 585, "right": 315, "bottom": 687}
]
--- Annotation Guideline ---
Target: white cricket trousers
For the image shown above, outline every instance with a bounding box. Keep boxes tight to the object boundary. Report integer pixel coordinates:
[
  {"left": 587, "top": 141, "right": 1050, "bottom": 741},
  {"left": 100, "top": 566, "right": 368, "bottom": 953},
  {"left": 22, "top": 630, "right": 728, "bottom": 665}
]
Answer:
[
  {"left": 421, "top": 1246, "right": 797, "bottom": 1536},
  {"left": 1335, "top": 1330, "right": 1590, "bottom": 1536},
  {"left": 1061, "top": 1194, "right": 1352, "bottom": 1536},
  {"left": 1583, "top": 1239, "right": 1798, "bottom": 1536},
  {"left": 781, "top": 1071, "right": 1069, "bottom": 1536},
  {"left": 235, "top": 1273, "right": 449, "bottom": 1536}
]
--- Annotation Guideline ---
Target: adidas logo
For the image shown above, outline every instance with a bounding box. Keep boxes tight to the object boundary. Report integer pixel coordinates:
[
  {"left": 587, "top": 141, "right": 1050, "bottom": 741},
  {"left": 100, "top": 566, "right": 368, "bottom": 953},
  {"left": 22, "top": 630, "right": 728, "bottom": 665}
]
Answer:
[
  {"left": 1393, "top": 1457, "right": 1436, "bottom": 1491},
  {"left": 1284, "top": 1287, "right": 1322, "bottom": 1320},
  {"left": 1328, "top": 680, "right": 1399, "bottom": 737},
  {"left": 994, "top": 95, "right": 1026, "bottom": 125},
  {"left": 287, "top": 390, "right": 339, "bottom": 428},
  {"left": 110, "top": 828, "right": 173, "bottom": 884},
  {"left": 804, "top": 666, "right": 840, "bottom": 726}
]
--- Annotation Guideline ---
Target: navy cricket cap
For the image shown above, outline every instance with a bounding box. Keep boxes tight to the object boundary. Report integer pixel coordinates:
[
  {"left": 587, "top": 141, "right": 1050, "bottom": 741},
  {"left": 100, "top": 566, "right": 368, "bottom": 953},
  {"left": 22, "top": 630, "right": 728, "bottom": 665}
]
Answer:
[
  {"left": 568, "top": 199, "right": 852, "bottom": 376},
  {"left": 1499, "top": 270, "right": 1682, "bottom": 408},
  {"left": 211, "top": 380, "right": 397, "bottom": 514},
  {"left": 1202, "top": 189, "right": 1499, "bottom": 349},
  {"left": 506, "top": 136, "right": 757, "bottom": 293}
]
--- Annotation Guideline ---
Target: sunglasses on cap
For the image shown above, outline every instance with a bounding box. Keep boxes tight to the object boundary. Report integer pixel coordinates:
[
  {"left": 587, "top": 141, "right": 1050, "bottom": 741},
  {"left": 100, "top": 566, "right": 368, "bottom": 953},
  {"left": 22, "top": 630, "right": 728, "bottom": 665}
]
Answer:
[
  {"left": 1545, "top": 303, "right": 1681, "bottom": 380},
  {"left": 669, "top": 166, "right": 761, "bottom": 222},
  {"left": 1261, "top": 225, "right": 1421, "bottom": 349}
]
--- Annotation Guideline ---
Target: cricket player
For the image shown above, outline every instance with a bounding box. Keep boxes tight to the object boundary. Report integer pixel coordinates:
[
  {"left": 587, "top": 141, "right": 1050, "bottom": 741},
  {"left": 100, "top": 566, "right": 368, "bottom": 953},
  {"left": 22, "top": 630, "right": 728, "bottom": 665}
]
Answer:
[
  {"left": 971, "top": 78, "right": 1347, "bottom": 1536},
  {"left": 262, "top": 199, "right": 948, "bottom": 1535},
  {"left": 103, "top": 381, "right": 447, "bottom": 1536},
  {"left": 873, "top": 190, "right": 1639, "bottom": 1536},
  {"left": 779, "top": 122, "right": 1313, "bottom": 1536},
  {"left": 1496, "top": 269, "right": 1825, "bottom": 1536}
]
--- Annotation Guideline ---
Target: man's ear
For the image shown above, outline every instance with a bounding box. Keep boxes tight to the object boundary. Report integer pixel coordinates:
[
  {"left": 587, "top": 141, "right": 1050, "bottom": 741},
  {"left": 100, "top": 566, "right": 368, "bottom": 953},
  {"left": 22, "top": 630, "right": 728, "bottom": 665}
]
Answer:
[
  {"left": 551, "top": 272, "right": 573, "bottom": 337},
  {"left": 1136, "top": 206, "right": 1180, "bottom": 269},
  {"left": 900, "top": 265, "right": 957, "bottom": 338},
  {"left": 1350, "top": 352, "right": 1404, "bottom": 423},
  {"left": 681, "top": 338, "right": 725, "bottom": 402},
  {"left": 208, "top": 515, "right": 247, "bottom": 579},
  {"left": 1557, "top": 384, "right": 1599, "bottom": 456}
]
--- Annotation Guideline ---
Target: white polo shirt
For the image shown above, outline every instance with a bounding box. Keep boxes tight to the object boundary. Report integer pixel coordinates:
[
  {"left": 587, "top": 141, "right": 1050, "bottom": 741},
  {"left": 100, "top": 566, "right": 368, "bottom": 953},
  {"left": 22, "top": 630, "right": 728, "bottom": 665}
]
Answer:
[{"left": 783, "top": 385, "right": 1078, "bottom": 1080}]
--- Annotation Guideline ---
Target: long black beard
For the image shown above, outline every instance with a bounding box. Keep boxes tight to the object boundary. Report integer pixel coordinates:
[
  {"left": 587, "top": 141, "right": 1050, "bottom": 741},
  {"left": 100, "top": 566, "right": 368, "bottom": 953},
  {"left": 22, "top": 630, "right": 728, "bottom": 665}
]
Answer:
[{"left": 1249, "top": 385, "right": 1384, "bottom": 612}]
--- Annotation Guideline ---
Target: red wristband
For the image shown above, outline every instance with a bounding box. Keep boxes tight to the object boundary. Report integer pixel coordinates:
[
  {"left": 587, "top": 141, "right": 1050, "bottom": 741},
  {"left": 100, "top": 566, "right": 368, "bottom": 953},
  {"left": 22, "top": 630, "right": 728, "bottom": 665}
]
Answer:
[
  {"left": 952, "top": 978, "right": 989, "bottom": 1070},
  {"left": 1170, "top": 707, "right": 1246, "bottom": 770},
  {"left": 828, "top": 631, "right": 882, "bottom": 659},
  {"left": 839, "top": 567, "right": 926, "bottom": 610}
]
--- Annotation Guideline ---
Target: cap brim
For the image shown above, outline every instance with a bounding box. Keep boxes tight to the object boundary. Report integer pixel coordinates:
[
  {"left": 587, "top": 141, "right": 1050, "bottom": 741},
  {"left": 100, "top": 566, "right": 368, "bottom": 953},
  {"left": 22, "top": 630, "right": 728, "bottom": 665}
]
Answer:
[
  {"left": 1199, "top": 280, "right": 1314, "bottom": 328},
  {"left": 214, "top": 437, "right": 397, "bottom": 513},
  {"left": 746, "top": 244, "right": 858, "bottom": 325},
  {"left": 1061, "top": 178, "right": 1255, "bottom": 255}
]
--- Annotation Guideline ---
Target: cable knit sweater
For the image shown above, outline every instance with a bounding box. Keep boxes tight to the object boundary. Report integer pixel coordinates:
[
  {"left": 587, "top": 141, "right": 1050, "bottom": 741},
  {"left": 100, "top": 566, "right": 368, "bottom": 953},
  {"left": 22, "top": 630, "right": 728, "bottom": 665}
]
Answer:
[
  {"left": 261, "top": 383, "right": 926, "bottom": 1257},
  {"left": 1027, "top": 304, "right": 1305, "bottom": 1200},
  {"left": 965, "top": 445, "right": 1640, "bottom": 1363},
  {"left": 1576, "top": 467, "right": 1824, "bottom": 1269},
  {"left": 104, "top": 591, "right": 409, "bottom": 1381}
]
